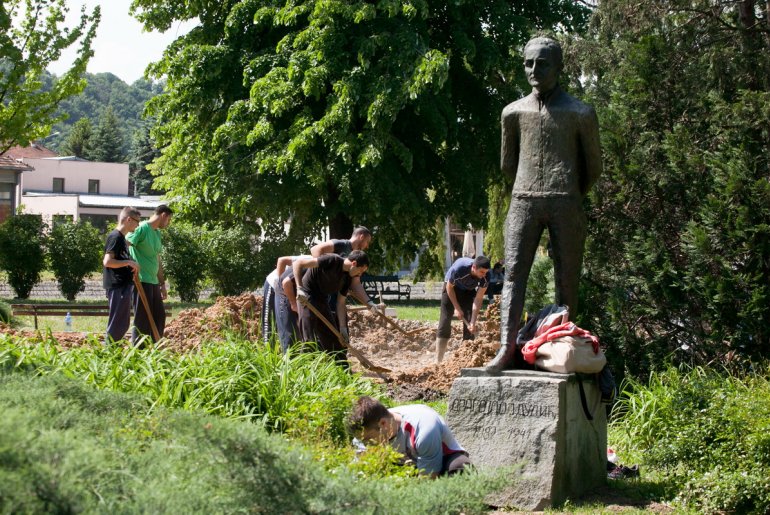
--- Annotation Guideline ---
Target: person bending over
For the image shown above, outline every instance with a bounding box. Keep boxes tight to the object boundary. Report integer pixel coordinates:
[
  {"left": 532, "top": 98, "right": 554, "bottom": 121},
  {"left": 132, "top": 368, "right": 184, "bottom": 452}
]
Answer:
[{"left": 347, "top": 396, "right": 471, "bottom": 478}]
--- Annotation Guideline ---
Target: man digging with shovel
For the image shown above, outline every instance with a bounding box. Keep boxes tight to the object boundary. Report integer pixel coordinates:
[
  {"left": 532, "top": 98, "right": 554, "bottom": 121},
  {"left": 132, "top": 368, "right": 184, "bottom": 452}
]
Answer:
[
  {"left": 435, "top": 255, "right": 491, "bottom": 363},
  {"left": 293, "top": 250, "right": 370, "bottom": 367}
]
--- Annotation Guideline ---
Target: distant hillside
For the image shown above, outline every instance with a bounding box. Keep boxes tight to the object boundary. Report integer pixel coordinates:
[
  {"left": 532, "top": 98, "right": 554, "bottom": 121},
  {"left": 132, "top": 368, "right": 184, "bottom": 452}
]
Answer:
[{"left": 44, "top": 71, "right": 162, "bottom": 159}]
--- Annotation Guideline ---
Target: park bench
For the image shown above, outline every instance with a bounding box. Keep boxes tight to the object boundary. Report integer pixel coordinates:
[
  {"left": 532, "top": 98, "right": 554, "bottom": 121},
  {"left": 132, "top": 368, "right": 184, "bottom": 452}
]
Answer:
[
  {"left": 361, "top": 275, "right": 411, "bottom": 301},
  {"left": 11, "top": 303, "right": 172, "bottom": 330}
]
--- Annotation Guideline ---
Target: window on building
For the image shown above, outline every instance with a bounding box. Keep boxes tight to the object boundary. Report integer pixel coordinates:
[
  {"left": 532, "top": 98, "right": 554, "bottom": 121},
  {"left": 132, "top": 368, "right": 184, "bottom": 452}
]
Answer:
[
  {"left": 79, "top": 214, "right": 113, "bottom": 234},
  {"left": 88, "top": 179, "right": 100, "bottom": 194},
  {"left": 52, "top": 177, "right": 64, "bottom": 193},
  {"left": 0, "top": 182, "right": 14, "bottom": 223}
]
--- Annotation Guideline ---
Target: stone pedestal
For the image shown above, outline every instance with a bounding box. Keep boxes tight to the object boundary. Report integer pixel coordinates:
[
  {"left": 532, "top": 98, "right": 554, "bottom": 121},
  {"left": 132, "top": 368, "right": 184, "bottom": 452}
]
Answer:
[{"left": 446, "top": 369, "right": 606, "bottom": 510}]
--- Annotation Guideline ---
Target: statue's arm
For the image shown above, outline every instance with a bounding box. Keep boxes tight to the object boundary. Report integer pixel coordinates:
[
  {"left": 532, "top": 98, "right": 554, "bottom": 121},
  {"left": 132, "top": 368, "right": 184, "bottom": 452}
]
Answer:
[
  {"left": 500, "top": 109, "right": 519, "bottom": 183},
  {"left": 579, "top": 107, "right": 602, "bottom": 195}
]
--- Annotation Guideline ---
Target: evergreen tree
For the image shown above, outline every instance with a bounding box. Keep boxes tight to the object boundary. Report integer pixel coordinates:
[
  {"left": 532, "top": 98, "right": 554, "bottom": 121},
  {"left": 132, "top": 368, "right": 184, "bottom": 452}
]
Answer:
[
  {"left": 575, "top": 0, "right": 770, "bottom": 373},
  {"left": 88, "top": 106, "right": 124, "bottom": 162},
  {"left": 59, "top": 117, "right": 92, "bottom": 158},
  {"left": 128, "top": 123, "right": 161, "bottom": 195}
]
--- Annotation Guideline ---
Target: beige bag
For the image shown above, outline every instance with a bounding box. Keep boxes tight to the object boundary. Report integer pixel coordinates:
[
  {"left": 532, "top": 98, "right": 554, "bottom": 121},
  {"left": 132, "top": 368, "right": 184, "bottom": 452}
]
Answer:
[{"left": 535, "top": 335, "right": 607, "bottom": 374}]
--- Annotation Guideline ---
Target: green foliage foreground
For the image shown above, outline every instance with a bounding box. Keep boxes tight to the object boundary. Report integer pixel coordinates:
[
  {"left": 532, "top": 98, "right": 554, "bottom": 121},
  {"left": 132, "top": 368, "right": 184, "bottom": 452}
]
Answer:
[
  {"left": 610, "top": 365, "right": 770, "bottom": 514},
  {"left": 0, "top": 333, "right": 374, "bottom": 437},
  {"left": 0, "top": 372, "right": 500, "bottom": 514}
]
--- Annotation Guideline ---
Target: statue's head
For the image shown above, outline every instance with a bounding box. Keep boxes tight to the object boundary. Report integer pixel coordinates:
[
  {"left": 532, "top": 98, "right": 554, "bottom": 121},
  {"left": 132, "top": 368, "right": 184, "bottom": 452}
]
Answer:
[{"left": 523, "top": 37, "right": 563, "bottom": 93}]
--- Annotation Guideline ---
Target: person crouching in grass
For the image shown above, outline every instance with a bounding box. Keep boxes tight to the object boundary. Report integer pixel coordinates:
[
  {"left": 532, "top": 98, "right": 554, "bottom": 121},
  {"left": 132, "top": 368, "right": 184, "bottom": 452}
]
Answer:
[{"left": 347, "top": 396, "right": 471, "bottom": 478}]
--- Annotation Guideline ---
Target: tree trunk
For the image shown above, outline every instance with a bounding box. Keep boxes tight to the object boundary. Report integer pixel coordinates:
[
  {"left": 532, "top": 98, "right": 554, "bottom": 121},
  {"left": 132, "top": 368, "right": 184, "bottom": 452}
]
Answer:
[
  {"left": 325, "top": 181, "right": 353, "bottom": 239},
  {"left": 738, "top": 0, "right": 754, "bottom": 28},
  {"left": 328, "top": 211, "right": 353, "bottom": 240}
]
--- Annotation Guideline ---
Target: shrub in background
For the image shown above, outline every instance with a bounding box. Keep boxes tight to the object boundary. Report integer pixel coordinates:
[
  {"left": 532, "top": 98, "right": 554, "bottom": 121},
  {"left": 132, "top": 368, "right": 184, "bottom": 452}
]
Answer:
[
  {"left": 162, "top": 223, "right": 208, "bottom": 302},
  {"left": 524, "top": 254, "right": 555, "bottom": 316},
  {"left": 0, "top": 300, "right": 11, "bottom": 324},
  {"left": 47, "top": 220, "right": 103, "bottom": 301},
  {"left": 204, "top": 225, "right": 260, "bottom": 296},
  {"left": 0, "top": 214, "right": 47, "bottom": 299}
]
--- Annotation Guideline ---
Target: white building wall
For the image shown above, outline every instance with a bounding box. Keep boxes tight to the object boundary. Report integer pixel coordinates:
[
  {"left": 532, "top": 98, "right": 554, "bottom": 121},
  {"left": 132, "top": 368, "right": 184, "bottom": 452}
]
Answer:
[
  {"left": 20, "top": 158, "right": 129, "bottom": 195},
  {"left": 21, "top": 195, "right": 79, "bottom": 226}
]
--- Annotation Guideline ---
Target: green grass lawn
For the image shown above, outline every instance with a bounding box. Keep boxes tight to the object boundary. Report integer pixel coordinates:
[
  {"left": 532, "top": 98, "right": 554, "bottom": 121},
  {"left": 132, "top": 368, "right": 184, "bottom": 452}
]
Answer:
[
  {"left": 386, "top": 298, "right": 497, "bottom": 323},
  {"left": 3, "top": 298, "right": 213, "bottom": 333},
  {"left": 386, "top": 299, "right": 441, "bottom": 322}
]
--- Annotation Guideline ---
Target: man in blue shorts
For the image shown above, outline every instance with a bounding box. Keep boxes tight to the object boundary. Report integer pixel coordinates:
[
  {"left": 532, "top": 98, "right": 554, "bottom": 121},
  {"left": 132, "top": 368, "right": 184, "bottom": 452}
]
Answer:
[{"left": 435, "top": 255, "right": 490, "bottom": 363}]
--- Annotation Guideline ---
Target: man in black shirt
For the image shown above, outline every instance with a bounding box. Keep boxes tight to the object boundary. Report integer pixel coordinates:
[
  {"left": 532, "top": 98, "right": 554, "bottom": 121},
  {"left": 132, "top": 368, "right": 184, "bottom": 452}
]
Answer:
[
  {"left": 103, "top": 207, "right": 141, "bottom": 343},
  {"left": 292, "top": 250, "right": 369, "bottom": 364}
]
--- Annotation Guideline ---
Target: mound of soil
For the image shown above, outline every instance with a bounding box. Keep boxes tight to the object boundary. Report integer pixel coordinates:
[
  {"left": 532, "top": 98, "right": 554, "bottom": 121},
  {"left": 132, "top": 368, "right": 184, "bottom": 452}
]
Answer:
[{"left": 162, "top": 293, "right": 262, "bottom": 352}]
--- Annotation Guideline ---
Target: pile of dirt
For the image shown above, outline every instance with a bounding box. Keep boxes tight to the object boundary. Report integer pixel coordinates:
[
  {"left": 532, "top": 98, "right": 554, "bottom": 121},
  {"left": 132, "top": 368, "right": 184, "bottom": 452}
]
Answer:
[
  {"left": 162, "top": 293, "right": 263, "bottom": 352},
  {"left": 348, "top": 299, "right": 502, "bottom": 394},
  {"left": 0, "top": 294, "right": 264, "bottom": 353}
]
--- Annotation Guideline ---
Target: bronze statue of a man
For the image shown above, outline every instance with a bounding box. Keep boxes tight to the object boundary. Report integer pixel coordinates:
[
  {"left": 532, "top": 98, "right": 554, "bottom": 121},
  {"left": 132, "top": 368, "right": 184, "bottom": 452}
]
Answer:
[{"left": 486, "top": 37, "right": 602, "bottom": 372}]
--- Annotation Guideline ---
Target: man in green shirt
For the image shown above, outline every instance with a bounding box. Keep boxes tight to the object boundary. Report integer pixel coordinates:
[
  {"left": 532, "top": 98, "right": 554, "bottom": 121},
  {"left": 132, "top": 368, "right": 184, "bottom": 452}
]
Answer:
[{"left": 127, "top": 204, "right": 172, "bottom": 344}]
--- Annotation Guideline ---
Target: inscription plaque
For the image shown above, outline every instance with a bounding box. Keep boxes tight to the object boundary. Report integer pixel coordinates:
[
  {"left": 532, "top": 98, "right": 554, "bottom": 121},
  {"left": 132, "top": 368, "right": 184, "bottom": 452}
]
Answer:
[{"left": 446, "top": 369, "right": 606, "bottom": 510}]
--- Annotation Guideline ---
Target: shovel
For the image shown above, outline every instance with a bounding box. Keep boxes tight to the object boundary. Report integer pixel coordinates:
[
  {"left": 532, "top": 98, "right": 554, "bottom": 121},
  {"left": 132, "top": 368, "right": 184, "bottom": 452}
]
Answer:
[
  {"left": 297, "top": 296, "right": 391, "bottom": 378},
  {"left": 133, "top": 274, "right": 161, "bottom": 342}
]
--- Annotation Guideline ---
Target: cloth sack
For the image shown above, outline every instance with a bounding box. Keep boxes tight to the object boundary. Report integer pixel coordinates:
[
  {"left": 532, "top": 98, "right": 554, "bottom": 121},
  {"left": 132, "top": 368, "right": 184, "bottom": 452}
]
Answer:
[{"left": 534, "top": 335, "right": 607, "bottom": 374}]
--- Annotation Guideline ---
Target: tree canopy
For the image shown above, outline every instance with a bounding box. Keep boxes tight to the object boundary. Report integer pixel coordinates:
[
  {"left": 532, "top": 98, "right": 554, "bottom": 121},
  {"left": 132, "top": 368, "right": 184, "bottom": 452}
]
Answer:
[
  {"left": 575, "top": 0, "right": 770, "bottom": 372},
  {"left": 0, "top": 0, "right": 99, "bottom": 153},
  {"left": 134, "top": 0, "right": 589, "bottom": 269}
]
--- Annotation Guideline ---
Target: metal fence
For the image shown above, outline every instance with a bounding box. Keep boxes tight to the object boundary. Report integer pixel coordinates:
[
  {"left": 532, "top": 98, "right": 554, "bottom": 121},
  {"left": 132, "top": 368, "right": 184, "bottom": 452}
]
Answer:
[{"left": 0, "top": 280, "right": 444, "bottom": 301}]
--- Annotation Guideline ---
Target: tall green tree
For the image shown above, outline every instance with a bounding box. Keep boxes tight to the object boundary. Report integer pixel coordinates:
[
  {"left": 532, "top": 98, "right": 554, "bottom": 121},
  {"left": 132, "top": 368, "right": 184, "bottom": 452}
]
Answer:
[
  {"left": 0, "top": 0, "right": 99, "bottom": 153},
  {"left": 88, "top": 105, "right": 124, "bottom": 162},
  {"left": 59, "top": 116, "right": 92, "bottom": 157},
  {"left": 128, "top": 122, "right": 161, "bottom": 195},
  {"left": 575, "top": 0, "right": 770, "bottom": 373},
  {"left": 132, "top": 0, "right": 589, "bottom": 268}
]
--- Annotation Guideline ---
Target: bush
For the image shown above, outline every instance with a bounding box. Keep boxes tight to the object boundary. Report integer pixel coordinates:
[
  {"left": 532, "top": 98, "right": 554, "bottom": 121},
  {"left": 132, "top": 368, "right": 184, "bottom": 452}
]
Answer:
[
  {"left": 610, "top": 365, "right": 770, "bottom": 514},
  {"left": 204, "top": 225, "right": 260, "bottom": 296},
  {"left": 0, "top": 371, "right": 501, "bottom": 514},
  {"left": 47, "top": 220, "right": 103, "bottom": 301},
  {"left": 0, "top": 300, "right": 11, "bottom": 324},
  {"left": 162, "top": 223, "right": 208, "bottom": 302},
  {"left": 0, "top": 214, "right": 47, "bottom": 299}
]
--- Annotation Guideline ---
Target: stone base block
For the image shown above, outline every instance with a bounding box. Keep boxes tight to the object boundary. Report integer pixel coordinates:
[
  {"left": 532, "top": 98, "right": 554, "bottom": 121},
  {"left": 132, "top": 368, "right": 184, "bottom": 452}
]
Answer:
[{"left": 446, "top": 368, "right": 606, "bottom": 510}]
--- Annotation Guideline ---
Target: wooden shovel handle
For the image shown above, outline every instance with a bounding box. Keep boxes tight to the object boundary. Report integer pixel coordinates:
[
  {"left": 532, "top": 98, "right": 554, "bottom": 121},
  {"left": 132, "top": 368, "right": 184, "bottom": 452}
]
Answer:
[
  {"left": 297, "top": 296, "right": 390, "bottom": 376},
  {"left": 133, "top": 274, "right": 161, "bottom": 342}
]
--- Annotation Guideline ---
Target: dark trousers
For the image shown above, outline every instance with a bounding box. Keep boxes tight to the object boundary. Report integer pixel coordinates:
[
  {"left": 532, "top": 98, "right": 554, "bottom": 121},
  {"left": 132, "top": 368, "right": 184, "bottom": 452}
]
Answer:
[
  {"left": 274, "top": 288, "right": 300, "bottom": 353},
  {"left": 442, "top": 451, "right": 471, "bottom": 476},
  {"left": 105, "top": 284, "right": 133, "bottom": 344},
  {"left": 132, "top": 282, "right": 166, "bottom": 345},
  {"left": 502, "top": 196, "right": 586, "bottom": 346},
  {"left": 298, "top": 295, "right": 347, "bottom": 365},
  {"left": 437, "top": 285, "right": 476, "bottom": 340},
  {"left": 261, "top": 280, "right": 276, "bottom": 344}
]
